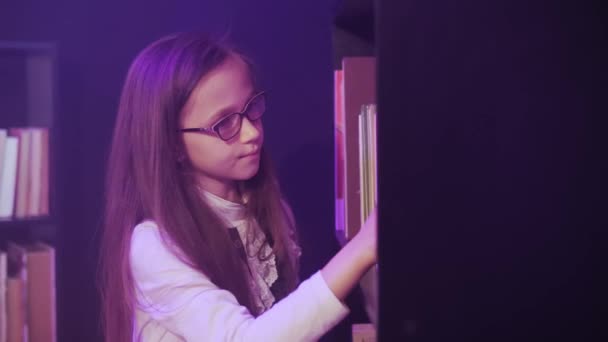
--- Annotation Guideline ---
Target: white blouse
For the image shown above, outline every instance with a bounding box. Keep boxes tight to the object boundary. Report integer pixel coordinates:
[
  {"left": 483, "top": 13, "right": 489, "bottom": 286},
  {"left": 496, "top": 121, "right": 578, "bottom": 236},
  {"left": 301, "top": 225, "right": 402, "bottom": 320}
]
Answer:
[
  {"left": 130, "top": 194, "right": 349, "bottom": 341},
  {"left": 200, "top": 190, "right": 281, "bottom": 314}
]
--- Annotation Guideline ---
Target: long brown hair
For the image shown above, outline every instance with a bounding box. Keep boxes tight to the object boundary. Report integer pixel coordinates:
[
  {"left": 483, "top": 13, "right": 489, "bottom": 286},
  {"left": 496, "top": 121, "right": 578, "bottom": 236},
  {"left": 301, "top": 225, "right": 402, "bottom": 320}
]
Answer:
[{"left": 99, "top": 32, "right": 300, "bottom": 342}]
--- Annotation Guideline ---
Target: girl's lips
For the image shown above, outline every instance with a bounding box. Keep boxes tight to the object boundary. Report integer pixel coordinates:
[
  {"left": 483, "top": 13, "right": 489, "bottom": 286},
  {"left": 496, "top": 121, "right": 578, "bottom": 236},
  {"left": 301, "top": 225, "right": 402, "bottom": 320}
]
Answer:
[{"left": 240, "top": 149, "right": 260, "bottom": 158}]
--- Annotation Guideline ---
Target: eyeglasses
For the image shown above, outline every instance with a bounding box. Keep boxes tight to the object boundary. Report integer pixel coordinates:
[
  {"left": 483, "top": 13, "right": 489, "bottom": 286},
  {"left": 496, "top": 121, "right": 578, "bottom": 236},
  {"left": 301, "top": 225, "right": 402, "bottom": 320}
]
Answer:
[{"left": 180, "top": 91, "right": 266, "bottom": 141}]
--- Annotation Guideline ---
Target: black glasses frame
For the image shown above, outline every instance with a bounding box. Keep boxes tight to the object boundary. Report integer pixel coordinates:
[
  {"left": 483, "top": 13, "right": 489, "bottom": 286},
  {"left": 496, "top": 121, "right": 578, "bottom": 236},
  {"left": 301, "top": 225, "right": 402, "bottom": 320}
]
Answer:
[{"left": 179, "top": 91, "right": 266, "bottom": 141}]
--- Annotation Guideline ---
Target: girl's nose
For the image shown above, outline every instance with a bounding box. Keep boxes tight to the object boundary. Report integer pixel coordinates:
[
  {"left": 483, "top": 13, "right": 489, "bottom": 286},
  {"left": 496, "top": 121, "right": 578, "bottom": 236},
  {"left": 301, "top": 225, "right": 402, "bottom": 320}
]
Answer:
[{"left": 240, "top": 116, "right": 262, "bottom": 142}]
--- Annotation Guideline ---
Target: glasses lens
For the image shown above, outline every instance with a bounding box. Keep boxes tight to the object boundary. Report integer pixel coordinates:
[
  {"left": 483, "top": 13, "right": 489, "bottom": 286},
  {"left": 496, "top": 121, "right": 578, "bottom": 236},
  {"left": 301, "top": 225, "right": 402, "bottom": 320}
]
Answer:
[
  {"left": 216, "top": 93, "right": 266, "bottom": 140},
  {"left": 216, "top": 113, "right": 241, "bottom": 140},
  {"left": 246, "top": 93, "right": 265, "bottom": 121}
]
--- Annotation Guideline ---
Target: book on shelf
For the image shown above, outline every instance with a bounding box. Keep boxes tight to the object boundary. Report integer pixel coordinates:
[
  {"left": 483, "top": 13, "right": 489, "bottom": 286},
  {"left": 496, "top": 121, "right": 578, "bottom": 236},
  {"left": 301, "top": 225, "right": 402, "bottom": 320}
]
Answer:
[
  {"left": 334, "top": 56, "right": 379, "bottom": 327},
  {"left": 334, "top": 69, "right": 346, "bottom": 239},
  {"left": 358, "top": 104, "right": 377, "bottom": 229},
  {"left": 334, "top": 57, "right": 376, "bottom": 242},
  {"left": 9, "top": 128, "right": 31, "bottom": 219},
  {"left": 0, "top": 127, "right": 49, "bottom": 220},
  {"left": 24, "top": 243, "right": 56, "bottom": 342},
  {"left": 6, "top": 243, "right": 28, "bottom": 342},
  {"left": 0, "top": 129, "right": 5, "bottom": 186},
  {"left": 3, "top": 242, "right": 56, "bottom": 342},
  {"left": 0, "top": 131, "right": 19, "bottom": 218}
]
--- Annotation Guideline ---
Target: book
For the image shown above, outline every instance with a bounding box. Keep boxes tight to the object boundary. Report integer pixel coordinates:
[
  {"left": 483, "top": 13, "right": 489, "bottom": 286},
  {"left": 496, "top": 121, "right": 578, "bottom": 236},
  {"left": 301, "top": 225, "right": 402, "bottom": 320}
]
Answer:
[
  {"left": 4, "top": 242, "right": 56, "bottom": 342},
  {"left": 0, "top": 136, "right": 19, "bottom": 218},
  {"left": 27, "top": 128, "right": 49, "bottom": 217},
  {"left": 336, "top": 57, "right": 376, "bottom": 240},
  {"left": 38, "top": 129, "right": 49, "bottom": 216},
  {"left": 0, "top": 129, "right": 6, "bottom": 192},
  {"left": 1, "top": 127, "right": 49, "bottom": 218},
  {"left": 6, "top": 278, "right": 25, "bottom": 342},
  {"left": 359, "top": 104, "right": 377, "bottom": 226},
  {"left": 334, "top": 70, "right": 346, "bottom": 242},
  {"left": 24, "top": 243, "right": 55, "bottom": 342},
  {"left": 8, "top": 129, "right": 32, "bottom": 218},
  {"left": 358, "top": 104, "right": 379, "bottom": 327},
  {"left": 358, "top": 107, "right": 367, "bottom": 227},
  {"left": 6, "top": 243, "right": 28, "bottom": 342}
]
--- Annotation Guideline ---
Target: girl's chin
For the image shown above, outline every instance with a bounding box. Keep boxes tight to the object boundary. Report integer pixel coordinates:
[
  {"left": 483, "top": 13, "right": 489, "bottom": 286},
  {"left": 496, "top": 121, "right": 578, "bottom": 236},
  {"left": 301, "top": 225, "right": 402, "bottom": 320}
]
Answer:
[{"left": 235, "top": 164, "right": 260, "bottom": 180}]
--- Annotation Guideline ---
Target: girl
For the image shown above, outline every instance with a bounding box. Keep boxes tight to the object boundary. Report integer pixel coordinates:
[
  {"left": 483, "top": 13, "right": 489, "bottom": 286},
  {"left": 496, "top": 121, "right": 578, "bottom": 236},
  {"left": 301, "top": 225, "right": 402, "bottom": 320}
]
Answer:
[{"left": 100, "top": 32, "right": 377, "bottom": 341}]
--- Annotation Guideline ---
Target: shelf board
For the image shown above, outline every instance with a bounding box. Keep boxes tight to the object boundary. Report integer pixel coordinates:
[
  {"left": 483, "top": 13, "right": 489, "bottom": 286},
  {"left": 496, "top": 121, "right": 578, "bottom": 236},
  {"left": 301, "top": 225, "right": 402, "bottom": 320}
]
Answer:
[{"left": 0, "top": 216, "right": 55, "bottom": 227}]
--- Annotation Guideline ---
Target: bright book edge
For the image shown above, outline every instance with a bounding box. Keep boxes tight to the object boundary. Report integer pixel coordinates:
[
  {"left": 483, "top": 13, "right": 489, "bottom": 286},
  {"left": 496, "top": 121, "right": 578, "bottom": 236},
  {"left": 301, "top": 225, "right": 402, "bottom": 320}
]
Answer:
[{"left": 0, "top": 136, "right": 19, "bottom": 218}]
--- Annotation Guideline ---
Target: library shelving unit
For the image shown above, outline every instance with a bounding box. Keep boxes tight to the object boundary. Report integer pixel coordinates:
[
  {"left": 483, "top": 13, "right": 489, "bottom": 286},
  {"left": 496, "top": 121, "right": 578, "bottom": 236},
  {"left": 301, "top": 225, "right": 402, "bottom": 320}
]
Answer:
[
  {"left": 0, "top": 41, "right": 57, "bottom": 241},
  {"left": 332, "top": 1, "right": 378, "bottom": 341},
  {"left": 0, "top": 40, "right": 58, "bottom": 342}
]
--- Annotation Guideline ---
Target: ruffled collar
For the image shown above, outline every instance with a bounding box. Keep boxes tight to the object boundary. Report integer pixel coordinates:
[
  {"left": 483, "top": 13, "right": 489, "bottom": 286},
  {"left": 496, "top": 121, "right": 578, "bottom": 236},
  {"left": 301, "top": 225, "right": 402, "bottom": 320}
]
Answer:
[
  {"left": 199, "top": 188, "right": 278, "bottom": 314},
  {"left": 200, "top": 190, "right": 247, "bottom": 222}
]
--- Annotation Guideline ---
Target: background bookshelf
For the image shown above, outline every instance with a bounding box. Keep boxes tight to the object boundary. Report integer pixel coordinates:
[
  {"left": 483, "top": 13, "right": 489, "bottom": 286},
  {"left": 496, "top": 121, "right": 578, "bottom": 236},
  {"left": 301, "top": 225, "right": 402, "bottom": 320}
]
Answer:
[
  {"left": 0, "top": 41, "right": 57, "bottom": 242},
  {"left": 0, "top": 41, "right": 58, "bottom": 342}
]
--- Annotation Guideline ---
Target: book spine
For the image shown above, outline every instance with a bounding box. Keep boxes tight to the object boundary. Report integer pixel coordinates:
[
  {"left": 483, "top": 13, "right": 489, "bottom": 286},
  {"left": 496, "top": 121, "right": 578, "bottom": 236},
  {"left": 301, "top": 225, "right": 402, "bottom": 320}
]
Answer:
[
  {"left": 27, "top": 244, "right": 56, "bottom": 342},
  {"left": 39, "top": 129, "right": 49, "bottom": 216},
  {"left": 0, "top": 129, "right": 7, "bottom": 194},
  {"left": 334, "top": 70, "right": 346, "bottom": 239},
  {"left": 28, "top": 129, "right": 42, "bottom": 217},
  {"left": 0, "top": 137, "right": 19, "bottom": 218},
  {"left": 342, "top": 57, "right": 376, "bottom": 239},
  {"left": 9, "top": 129, "right": 31, "bottom": 219}
]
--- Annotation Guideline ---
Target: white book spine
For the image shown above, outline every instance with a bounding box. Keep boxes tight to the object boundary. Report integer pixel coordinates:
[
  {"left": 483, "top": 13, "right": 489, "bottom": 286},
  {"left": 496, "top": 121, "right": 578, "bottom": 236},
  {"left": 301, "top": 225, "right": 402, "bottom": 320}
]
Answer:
[
  {"left": 0, "top": 137, "right": 19, "bottom": 218},
  {"left": 14, "top": 130, "right": 31, "bottom": 218},
  {"left": 359, "top": 110, "right": 367, "bottom": 225},
  {"left": 0, "top": 129, "right": 7, "bottom": 195}
]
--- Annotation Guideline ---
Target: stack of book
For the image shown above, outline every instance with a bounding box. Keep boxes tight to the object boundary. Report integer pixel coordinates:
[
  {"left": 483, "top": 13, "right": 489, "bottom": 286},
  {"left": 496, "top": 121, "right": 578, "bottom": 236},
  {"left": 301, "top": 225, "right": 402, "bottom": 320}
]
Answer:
[
  {"left": 334, "top": 57, "right": 379, "bottom": 329},
  {"left": 334, "top": 57, "right": 376, "bottom": 242},
  {"left": 0, "top": 127, "right": 50, "bottom": 220},
  {"left": 358, "top": 103, "right": 377, "bottom": 228},
  {"left": 0, "top": 242, "right": 56, "bottom": 342}
]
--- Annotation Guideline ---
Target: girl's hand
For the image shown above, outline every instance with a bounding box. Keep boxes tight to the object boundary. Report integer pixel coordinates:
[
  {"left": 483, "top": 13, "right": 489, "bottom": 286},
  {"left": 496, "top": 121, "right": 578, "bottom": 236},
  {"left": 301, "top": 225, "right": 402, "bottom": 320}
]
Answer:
[
  {"left": 354, "top": 206, "right": 377, "bottom": 267},
  {"left": 321, "top": 206, "right": 378, "bottom": 300}
]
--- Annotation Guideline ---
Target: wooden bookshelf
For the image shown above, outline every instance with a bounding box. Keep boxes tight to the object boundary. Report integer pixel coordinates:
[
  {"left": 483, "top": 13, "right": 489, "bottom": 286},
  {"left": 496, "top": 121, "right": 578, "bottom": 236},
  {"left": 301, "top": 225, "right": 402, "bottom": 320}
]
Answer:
[
  {"left": 332, "top": 2, "right": 379, "bottom": 340},
  {"left": 0, "top": 41, "right": 58, "bottom": 342},
  {"left": 0, "top": 217, "right": 54, "bottom": 225},
  {"left": 0, "top": 41, "right": 56, "bottom": 231}
]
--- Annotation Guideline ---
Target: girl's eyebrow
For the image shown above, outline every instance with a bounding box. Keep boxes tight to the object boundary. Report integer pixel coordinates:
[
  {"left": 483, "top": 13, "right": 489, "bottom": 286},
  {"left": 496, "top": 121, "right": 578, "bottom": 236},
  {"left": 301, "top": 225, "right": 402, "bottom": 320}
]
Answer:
[{"left": 208, "top": 89, "right": 257, "bottom": 124}]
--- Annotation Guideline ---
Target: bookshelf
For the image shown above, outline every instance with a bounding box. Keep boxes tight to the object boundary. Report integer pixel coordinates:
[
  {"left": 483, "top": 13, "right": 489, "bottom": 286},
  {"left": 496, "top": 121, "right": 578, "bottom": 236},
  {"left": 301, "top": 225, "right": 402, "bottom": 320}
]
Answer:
[
  {"left": 0, "top": 41, "right": 56, "bottom": 221},
  {"left": 332, "top": 1, "right": 378, "bottom": 341},
  {"left": 0, "top": 41, "right": 58, "bottom": 342}
]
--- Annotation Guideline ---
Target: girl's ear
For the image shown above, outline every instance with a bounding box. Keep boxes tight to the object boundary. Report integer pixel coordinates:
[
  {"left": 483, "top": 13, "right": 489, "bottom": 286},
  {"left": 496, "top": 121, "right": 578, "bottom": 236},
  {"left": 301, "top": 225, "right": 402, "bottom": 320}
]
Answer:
[
  {"left": 176, "top": 152, "right": 189, "bottom": 172},
  {"left": 175, "top": 144, "right": 187, "bottom": 164}
]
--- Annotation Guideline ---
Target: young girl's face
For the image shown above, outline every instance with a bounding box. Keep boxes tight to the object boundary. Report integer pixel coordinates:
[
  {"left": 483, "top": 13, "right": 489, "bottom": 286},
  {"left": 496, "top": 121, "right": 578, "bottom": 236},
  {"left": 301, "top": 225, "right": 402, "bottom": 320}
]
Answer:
[{"left": 179, "top": 55, "right": 264, "bottom": 194}]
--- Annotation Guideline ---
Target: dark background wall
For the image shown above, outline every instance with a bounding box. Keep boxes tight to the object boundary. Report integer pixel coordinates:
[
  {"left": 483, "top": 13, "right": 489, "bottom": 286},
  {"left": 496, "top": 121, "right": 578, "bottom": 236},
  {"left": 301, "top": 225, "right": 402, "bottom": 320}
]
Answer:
[
  {"left": 0, "top": 1, "right": 366, "bottom": 340},
  {"left": 376, "top": 0, "right": 606, "bottom": 340}
]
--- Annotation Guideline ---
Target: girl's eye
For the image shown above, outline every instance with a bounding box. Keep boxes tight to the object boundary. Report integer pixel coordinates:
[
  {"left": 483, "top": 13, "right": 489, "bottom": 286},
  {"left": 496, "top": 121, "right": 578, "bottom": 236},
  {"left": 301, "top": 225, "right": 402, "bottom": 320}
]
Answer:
[{"left": 217, "top": 113, "right": 241, "bottom": 139}]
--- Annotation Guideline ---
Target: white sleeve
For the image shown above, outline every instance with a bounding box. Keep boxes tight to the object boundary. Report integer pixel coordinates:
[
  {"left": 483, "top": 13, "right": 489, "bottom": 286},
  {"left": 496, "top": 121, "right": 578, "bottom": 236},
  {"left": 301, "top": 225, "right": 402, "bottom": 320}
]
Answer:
[{"left": 130, "top": 222, "right": 350, "bottom": 342}]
